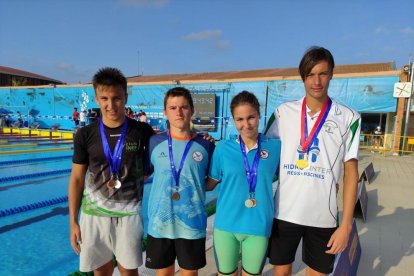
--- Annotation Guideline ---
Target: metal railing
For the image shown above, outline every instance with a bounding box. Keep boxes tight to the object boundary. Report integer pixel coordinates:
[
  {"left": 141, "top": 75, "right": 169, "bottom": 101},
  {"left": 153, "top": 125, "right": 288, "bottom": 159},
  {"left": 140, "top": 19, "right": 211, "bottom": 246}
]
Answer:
[{"left": 359, "top": 134, "right": 414, "bottom": 155}]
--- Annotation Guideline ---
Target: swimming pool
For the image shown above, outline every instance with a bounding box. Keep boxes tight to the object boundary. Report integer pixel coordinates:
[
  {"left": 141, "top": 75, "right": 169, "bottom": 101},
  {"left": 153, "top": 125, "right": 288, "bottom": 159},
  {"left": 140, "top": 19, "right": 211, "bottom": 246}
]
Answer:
[
  {"left": 0, "top": 145, "right": 217, "bottom": 275},
  {"left": 0, "top": 144, "right": 74, "bottom": 275}
]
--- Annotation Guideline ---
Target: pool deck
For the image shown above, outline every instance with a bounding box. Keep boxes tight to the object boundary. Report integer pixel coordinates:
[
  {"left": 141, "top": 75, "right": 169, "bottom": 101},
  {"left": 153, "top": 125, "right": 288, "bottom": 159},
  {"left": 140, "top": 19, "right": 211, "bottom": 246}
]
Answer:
[{"left": 117, "top": 150, "right": 414, "bottom": 276}]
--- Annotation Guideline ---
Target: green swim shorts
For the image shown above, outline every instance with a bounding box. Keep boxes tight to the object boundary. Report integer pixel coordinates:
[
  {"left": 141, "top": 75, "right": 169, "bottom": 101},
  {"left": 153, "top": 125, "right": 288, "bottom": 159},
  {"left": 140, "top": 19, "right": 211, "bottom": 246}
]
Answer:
[{"left": 213, "top": 228, "right": 268, "bottom": 275}]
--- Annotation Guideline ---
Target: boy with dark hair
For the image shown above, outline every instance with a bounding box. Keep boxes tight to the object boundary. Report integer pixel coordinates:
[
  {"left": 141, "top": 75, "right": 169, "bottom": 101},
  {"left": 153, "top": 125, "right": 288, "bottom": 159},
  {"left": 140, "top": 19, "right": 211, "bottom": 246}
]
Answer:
[
  {"left": 69, "top": 67, "right": 154, "bottom": 275},
  {"left": 265, "top": 47, "right": 361, "bottom": 275},
  {"left": 145, "top": 87, "right": 215, "bottom": 275}
]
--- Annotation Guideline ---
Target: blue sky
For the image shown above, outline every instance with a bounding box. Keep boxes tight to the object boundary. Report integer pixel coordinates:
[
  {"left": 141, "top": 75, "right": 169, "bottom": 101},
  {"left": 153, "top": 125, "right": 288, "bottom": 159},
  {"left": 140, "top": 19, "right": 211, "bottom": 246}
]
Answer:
[{"left": 0, "top": 0, "right": 413, "bottom": 84}]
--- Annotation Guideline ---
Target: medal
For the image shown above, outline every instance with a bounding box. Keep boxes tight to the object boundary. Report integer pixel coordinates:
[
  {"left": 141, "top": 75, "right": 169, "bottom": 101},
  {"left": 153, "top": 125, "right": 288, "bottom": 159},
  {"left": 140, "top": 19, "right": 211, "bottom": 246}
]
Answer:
[
  {"left": 298, "top": 97, "right": 332, "bottom": 168},
  {"left": 114, "top": 179, "right": 121, "bottom": 189},
  {"left": 172, "top": 192, "right": 180, "bottom": 201},
  {"left": 107, "top": 174, "right": 122, "bottom": 189},
  {"left": 245, "top": 198, "right": 254, "bottom": 208},
  {"left": 107, "top": 179, "right": 116, "bottom": 189},
  {"left": 296, "top": 156, "right": 309, "bottom": 169},
  {"left": 251, "top": 198, "right": 257, "bottom": 207},
  {"left": 296, "top": 159, "right": 309, "bottom": 169},
  {"left": 239, "top": 135, "right": 261, "bottom": 209},
  {"left": 100, "top": 117, "right": 128, "bottom": 190},
  {"left": 245, "top": 193, "right": 257, "bottom": 208},
  {"left": 168, "top": 132, "right": 193, "bottom": 202}
]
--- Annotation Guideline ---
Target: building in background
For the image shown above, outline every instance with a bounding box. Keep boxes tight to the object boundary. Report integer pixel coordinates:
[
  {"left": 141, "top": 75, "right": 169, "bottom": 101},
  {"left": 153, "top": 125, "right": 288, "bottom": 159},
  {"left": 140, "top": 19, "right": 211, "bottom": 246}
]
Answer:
[
  {"left": 2, "top": 61, "right": 413, "bottom": 144},
  {"left": 0, "top": 66, "right": 64, "bottom": 87},
  {"left": 127, "top": 62, "right": 401, "bottom": 136}
]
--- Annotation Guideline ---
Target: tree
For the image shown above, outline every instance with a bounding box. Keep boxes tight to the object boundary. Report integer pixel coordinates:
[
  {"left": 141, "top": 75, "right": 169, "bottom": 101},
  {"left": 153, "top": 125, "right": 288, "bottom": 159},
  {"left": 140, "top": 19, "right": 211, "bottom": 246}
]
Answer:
[{"left": 11, "top": 77, "right": 28, "bottom": 86}]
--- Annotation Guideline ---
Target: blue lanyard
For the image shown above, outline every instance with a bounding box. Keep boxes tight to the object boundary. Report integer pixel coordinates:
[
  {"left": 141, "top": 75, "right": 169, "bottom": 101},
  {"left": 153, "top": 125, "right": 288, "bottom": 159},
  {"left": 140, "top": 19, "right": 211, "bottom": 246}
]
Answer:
[
  {"left": 239, "top": 134, "right": 261, "bottom": 194},
  {"left": 100, "top": 117, "right": 128, "bottom": 177},
  {"left": 168, "top": 132, "right": 193, "bottom": 188}
]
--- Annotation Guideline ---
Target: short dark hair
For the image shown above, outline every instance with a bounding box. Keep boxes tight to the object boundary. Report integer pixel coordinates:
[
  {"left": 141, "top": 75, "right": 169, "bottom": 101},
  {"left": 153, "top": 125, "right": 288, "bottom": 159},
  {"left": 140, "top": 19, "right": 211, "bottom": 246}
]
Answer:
[
  {"left": 230, "top": 91, "right": 260, "bottom": 116},
  {"left": 164, "top": 87, "right": 194, "bottom": 111},
  {"left": 92, "top": 67, "right": 127, "bottom": 93},
  {"left": 298, "top": 46, "right": 335, "bottom": 81}
]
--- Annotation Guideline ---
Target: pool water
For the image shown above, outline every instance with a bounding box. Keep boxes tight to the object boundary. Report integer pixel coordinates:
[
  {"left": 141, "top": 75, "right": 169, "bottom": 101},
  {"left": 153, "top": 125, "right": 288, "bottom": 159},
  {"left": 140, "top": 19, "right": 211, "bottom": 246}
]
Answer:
[
  {"left": 0, "top": 203, "right": 76, "bottom": 276},
  {"left": 0, "top": 150, "right": 217, "bottom": 275}
]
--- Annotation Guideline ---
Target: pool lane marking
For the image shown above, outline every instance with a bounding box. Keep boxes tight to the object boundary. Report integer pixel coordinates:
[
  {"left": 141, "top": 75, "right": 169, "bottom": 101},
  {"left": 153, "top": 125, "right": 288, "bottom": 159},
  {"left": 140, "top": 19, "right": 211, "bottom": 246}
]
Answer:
[{"left": 0, "top": 147, "right": 73, "bottom": 155}]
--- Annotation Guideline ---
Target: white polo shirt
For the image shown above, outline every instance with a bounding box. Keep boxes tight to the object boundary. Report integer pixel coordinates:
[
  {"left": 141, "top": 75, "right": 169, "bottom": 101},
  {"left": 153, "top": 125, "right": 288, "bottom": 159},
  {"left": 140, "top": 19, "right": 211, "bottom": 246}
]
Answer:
[{"left": 264, "top": 97, "right": 361, "bottom": 228}]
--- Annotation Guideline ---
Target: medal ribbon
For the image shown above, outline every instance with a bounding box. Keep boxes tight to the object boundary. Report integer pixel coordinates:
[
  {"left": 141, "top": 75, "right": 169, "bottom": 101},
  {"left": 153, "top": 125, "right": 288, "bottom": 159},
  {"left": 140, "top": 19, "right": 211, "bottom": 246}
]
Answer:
[
  {"left": 100, "top": 117, "right": 129, "bottom": 177},
  {"left": 239, "top": 134, "right": 261, "bottom": 194},
  {"left": 168, "top": 132, "right": 193, "bottom": 188},
  {"left": 301, "top": 97, "right": 332, "bottom": 154}
]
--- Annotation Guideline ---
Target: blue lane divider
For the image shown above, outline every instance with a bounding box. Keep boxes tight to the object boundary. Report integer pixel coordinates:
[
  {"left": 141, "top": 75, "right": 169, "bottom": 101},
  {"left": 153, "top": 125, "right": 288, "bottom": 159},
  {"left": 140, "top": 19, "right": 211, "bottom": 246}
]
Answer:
[
  {"left": 0, "top": 168, "right": 71, "bottom": 183},
  {"left": 0, "top": 196, "right": 68, "bottom": 217},
  {"left": 0, "top": 155, "right": 72, "bottom": 166}
]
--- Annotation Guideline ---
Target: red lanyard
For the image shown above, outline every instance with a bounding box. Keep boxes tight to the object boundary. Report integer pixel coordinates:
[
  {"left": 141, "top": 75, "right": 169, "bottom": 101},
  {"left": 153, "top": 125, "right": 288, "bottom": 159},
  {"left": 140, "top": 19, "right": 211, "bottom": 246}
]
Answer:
[{"left": 300, "top": 97, "right": 332, "bottom": 153}]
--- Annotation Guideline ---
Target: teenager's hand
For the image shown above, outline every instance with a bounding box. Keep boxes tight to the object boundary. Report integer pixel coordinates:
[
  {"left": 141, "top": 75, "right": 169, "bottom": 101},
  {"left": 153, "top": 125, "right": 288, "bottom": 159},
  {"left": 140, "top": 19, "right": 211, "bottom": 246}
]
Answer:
[
  {"left": 201, "top": 133, "right": 215, "bottom": 143},
  {"left": 325, "top": 223, "right": 352, "bottom": 255},
  {"left": 70, "top": 222, "right": 82, "bottom": 255}
]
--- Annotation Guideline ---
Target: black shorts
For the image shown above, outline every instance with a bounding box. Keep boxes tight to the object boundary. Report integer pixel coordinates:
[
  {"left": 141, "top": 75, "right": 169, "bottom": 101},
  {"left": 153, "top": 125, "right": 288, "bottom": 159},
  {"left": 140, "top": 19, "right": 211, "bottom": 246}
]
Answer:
[
  {"left": 145, "top": 235, "right": 206, "bottom": 270},
  {"left": 268, "top": 219, "right": 337, "bottom": 274}
]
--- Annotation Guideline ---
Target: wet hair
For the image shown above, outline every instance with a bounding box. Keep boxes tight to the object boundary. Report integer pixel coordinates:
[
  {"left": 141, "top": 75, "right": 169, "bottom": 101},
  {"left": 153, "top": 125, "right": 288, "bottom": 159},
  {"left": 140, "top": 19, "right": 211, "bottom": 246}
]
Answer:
[
  {"left": 164, "top": 87, "right": 194, "bottom": 111},
  {"left": 298, "top": 46, "right": 335, "bottom": 81},
  {"left": 92, "top": 67, "right": 127, "bottom": 94},
  {"left": 230, "top": 91, "right": 260, "bottom": 116}
]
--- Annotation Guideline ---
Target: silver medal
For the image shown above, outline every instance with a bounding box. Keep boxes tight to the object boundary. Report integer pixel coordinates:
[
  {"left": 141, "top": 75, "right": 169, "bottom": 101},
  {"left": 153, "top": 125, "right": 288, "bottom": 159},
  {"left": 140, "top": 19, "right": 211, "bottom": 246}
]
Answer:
[{"left": 114, "top": 179, "right": 122, "bottom": 189}]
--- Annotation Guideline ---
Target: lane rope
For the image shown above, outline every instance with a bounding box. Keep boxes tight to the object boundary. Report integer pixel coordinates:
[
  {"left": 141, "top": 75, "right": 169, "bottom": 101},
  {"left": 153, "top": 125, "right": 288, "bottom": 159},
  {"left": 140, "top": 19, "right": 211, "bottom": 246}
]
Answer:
[
  {"left": 0, "top": 168, "right": 71, "bottom": 183},
  {"left": 0, "top": 196, "right": 68, "bottom": 217}
]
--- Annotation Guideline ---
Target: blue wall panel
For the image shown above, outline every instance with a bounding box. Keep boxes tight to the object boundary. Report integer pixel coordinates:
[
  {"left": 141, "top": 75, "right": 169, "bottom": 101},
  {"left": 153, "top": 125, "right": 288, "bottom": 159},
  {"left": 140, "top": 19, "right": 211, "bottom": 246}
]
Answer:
[{"left": 0, "top": 75, "right": 399, "bottom": 140}]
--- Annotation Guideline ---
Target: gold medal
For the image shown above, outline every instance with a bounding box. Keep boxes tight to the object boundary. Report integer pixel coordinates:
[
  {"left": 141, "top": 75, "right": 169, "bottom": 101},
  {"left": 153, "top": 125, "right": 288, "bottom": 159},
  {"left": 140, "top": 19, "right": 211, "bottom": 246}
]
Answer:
[
  {"left": 245, "top": 198, "right": 254, "bottom": 208},
  {"left": 172, "top": 192, "right": 180, "bottom": 201},
  {"left": 296, "top": 158, "right": 309, "bottom": 169}
]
